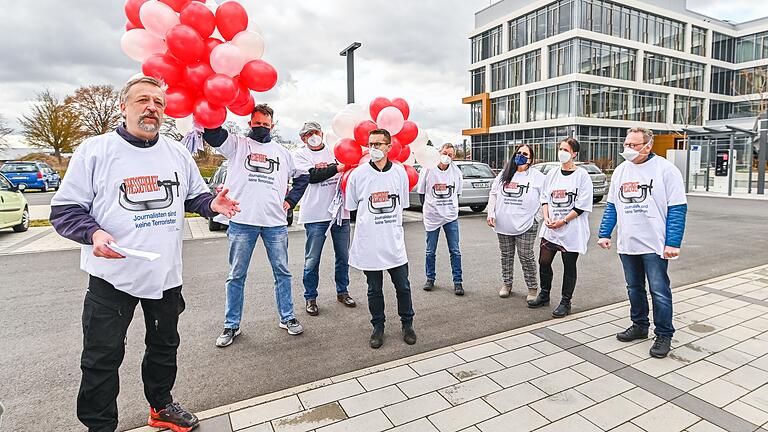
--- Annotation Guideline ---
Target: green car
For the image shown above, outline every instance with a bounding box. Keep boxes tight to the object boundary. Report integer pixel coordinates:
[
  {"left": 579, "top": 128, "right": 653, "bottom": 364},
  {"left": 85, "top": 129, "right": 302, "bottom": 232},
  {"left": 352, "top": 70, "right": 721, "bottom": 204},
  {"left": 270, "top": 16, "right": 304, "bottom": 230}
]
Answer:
[{"left": 0, "top": 173, "right": 29, "bottom": 232}]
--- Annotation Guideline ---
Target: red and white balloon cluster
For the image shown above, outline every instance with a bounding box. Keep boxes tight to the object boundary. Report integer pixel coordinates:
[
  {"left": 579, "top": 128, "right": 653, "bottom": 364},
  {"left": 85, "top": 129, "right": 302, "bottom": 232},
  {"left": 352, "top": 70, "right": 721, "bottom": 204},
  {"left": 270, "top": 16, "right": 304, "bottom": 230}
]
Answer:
[
  {"left": 120, "top": 0, "right": 277, "bottom": 128},
  {"left": 330, "top": 97, "right": 442, "bottom": 193}
]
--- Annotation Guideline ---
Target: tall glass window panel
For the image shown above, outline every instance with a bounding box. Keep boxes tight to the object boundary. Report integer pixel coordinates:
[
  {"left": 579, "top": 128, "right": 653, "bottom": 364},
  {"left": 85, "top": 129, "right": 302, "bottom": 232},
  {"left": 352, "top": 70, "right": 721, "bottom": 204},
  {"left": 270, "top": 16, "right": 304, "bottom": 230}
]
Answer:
[
  {"left": 525, "top": 50, "right": 541, "bottom": 84},
  {"left": 674, "top": 96, "right": 704, "bottom": 125},
  {"left": 691, "top": 26, "right": 706, "bottom": 56},
  {"left": 559, "top": 0, "right": 573, "bottom": 33},
  {"left": 470, "top": 102, "right": 483, "bottom": 129},
  {"left": 471, "top": 67, "right": 485, "bottom": 95}
]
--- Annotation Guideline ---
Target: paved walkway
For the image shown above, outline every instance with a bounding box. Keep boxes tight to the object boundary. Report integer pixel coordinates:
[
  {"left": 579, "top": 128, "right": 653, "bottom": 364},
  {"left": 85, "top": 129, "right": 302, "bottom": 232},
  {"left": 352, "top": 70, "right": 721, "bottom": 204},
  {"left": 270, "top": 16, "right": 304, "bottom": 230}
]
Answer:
[{"left": 126, "top": 265, "right": 768, "bottom": 432}]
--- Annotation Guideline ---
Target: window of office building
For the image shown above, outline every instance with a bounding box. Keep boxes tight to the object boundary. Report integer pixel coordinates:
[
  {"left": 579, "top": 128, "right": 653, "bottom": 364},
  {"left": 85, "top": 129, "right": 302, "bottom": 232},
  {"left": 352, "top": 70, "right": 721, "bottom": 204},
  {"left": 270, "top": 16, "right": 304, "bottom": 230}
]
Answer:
[
  {"left": 490, "top": 55, "right": 524, "bottom": 91},
  {"left": 632, "top": 90, "right": 668, "bottom": 123},
  {"left": 674, "top": 96, "right": 704, "bottom": 125},
  {"left": 577, "top": 39, "right": 636, "bottom": 80},
  {"left": 471, "top": 67, "right": 486, "bottom": 95},
  {"left": 579, "top": 0, "right": 684, "bottom": 51},
  {"left": 525, "top": 50, "right": 542, "bottom": 84},
  {"left": 471, "top": 25, "right": 502, "bottom": 63},
  {"left": 691, "top": 26, "right": 706, "bottom": 56},
  {"left": 577, "top": 83, "right": 630, "bottom": 120},
  {"left": 528, "top": 84, "right": 574, "bottom": 122},
  {"left": 711, "top": 67, "right": 735, "bottom": 96},
  {"left": 508, "top": 0, "right": 574, "bottom": 50},
  {"left": 712, "top": 32, "right": 735, "bottom": 62},
  {"left": 734, "top": 66, "right": 768, "bottom": 96},
  {"left": 549, "top": 39, "right": 575, "bottom": 77},
  {"left": 732, "top": 100, "right": 768, "bottom": 118},
  {"left": 643, "top": 53, "right": 704, "bottom": 91},
  {"left": 709, "top": 100, "right": 731, "bottom": 120},
  {"left": 491, "top": 94, "right": 521, "bottom": 126},
  {"left": 470, "top": 101, "right": 483, "bottom": 129},
  {"left": 735, "top": 31, "right": 768, "bottom": 63}
]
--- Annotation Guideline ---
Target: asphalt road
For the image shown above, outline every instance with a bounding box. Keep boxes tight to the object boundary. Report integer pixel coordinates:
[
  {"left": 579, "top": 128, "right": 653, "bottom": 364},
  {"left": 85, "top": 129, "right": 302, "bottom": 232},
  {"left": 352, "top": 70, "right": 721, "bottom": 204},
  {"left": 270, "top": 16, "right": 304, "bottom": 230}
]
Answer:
[
  {"left": 1, "top": 196, "right": 767, "bottom": 431},
  {"left": 19, "top": 190, "right": 55, "bottom": 206}
]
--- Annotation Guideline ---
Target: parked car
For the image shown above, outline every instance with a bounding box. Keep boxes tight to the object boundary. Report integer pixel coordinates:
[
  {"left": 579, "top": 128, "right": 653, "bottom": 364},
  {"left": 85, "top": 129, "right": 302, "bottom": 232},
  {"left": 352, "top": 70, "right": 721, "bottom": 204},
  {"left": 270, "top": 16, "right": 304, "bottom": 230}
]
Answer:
[
  {"left": 0, "top": 173, "right": 30, "bottom": 232},
  {"left": 532, "top": 161, "right": 609, "bottom": 203},
  {"left": 0, "top": 161, "right": 61, "bottom": 192},
  {"left": 205, "top": 160, "right": 294, "bottom": 231},
  {"left": 408, "top": 160, "right": 495, "bottom": 213}
]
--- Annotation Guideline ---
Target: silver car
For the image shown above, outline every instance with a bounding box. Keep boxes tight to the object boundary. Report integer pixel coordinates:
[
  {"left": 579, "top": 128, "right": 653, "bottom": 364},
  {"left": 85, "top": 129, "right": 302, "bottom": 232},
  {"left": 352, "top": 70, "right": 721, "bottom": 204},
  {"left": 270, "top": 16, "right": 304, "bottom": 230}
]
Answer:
[
  {"left": 409, "top": 160, "right": 495, "bottom": 213},
  {"left": 531, "top": 162, "right": 609, "bottom": 203}
]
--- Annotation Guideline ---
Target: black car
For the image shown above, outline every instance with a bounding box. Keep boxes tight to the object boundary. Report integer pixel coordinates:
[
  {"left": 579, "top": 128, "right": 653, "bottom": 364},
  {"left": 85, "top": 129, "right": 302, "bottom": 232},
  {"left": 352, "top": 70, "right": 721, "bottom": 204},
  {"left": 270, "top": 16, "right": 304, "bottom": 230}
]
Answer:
[{"left": 205, "top": 160, "right": 294, "bottom": 231}]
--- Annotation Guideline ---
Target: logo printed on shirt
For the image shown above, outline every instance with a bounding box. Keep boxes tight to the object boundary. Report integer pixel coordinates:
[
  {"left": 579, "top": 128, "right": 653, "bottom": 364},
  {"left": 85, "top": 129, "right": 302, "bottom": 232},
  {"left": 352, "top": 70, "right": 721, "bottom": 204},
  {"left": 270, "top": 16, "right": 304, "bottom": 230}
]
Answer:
[
  {"left": 501, "top": 181, "right": 529, "bottom": 198},
  {"left": 368, "top": 191, "right": 400, "bottom": 214},
  {"left": 245, "top": 152, "right": 280, "bottom": 174},
  {"left": 550, "top": 188, "right": 578, "bottom": 208},
  {"left": 119, "top": 172, "right": 180, "bottom": 211},
  {"left": 431, "top": 182, "right": 455, "bottom": 199},
  {"left": 619, "top": 179, "right": 653, "bottom": 204}
]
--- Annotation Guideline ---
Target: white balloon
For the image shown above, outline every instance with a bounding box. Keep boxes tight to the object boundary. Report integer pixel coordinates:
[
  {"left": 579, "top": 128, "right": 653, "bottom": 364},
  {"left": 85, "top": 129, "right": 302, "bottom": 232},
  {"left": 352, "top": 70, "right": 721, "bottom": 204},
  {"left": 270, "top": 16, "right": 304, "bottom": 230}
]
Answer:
[
  {"left": 324, "top": 131, "right": 339, "bottom": 147},
  {"left": 410, "top": 128, "right": 429, "bottom": 151},
  {"left": 247, "top": 19, "right": 263, "bottom": 35},
  {"left": 331, "top": 112, "right": 356, "bottom": 139},
  {"left": 342, "top": 103, "right": 369, "bottom": 123},
  {"left": 209, "top": 43, "right": 246, "bottom": 77},
  {"left": 232, "top": 30, "right": 265, "bottom": 61},
  {"left": 175, "top": 115, "right": 194, "bottom": 136},
  {"left": 120, "top": 29, "right": 166, "bottom": 62},
  {"left": 414, "top": 146, "right": 440, "bottom": 169},
  {"left": 404, "top": 149, "right": 417, "bottom": 165},
  {"left": 377, "top": 106, "right": 405, "bottom": 135},
  {"left": 139, "top": 1, "right": 180, "bottom": 39}
]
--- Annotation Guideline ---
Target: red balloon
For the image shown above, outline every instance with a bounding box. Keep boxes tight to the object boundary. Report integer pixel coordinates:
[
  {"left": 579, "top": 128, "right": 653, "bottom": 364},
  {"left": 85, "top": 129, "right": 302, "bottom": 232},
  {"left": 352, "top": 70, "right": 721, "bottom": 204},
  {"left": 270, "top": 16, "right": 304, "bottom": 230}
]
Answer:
[
  {"left": 166, "top": 25, "right": 205, "bottom": 64},
  {"left": 394, "top": 120, "right": 418, "bottom": 145},
  {"left": 193, "top": 98, "right": 227, "bottom": 128},
  {"left": 160, "top": 0, "right": 192, "bottom": 12},
  {"left": 369, "top": 97, "right": 392, "bottom": 122},
  {"left": 240, "top": 60, "right": 278, "bottom": 92},
  {"left": 389, "top": 137, "right": 402, "bottom": 162},
  {"left": 164, "top": 86, "right": 196, "bottom": 118},
  {"left": 403, "top": 164, "right": 419, "bottom": 191},
  {"left": 391, "top": 98, "right": 410, "bottom": 120},
  {"left": 396, "top": 144, "right": 411, "bottom": 163},
  {"left": 203, "top": 37, "right": 223, "bottom": 61},
  {"left": 230, "top": 81, "right": 251, "bottom": 106},
  {"left": 228, "top": 94, "right": 255, "bottom": 116},
  {"left": 203, "top": 74, "right": 239, "bottom": 106},
  {"left": 340, "top": 169, "right": 354, "bottom": 193},
  {"left": 334, "top": 138, "right": 363, "bottom": 166},
  {"left": 125, "top": 20, "right": 142, "bottom": 31},
  {"left": 183, "top": 62, "right": 214, "bottom": 92},
  {"left": 124, "top": 0, "right": 148, "bottom": 28},
  {"left": 180, "top": 1, "right": 216, "bottom": 38},
  {"left": 358, "top": 152, "right": 371, "bottom": 165},
  {"left": 353, "top": 120, "right": 378, "bottom": 148},
  {"left": 215, "top": 1, "right": 248, "bottom": 41},
  {"left": 142, "top": 54, "right": 184, "bottom": 86}
]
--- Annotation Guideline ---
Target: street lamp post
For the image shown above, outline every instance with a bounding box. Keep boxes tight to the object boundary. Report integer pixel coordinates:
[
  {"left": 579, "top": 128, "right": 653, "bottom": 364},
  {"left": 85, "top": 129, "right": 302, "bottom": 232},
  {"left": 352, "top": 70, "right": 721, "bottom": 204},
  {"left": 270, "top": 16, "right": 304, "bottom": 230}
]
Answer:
[{"left": 340, "top": 42, "right": 362, "bottom": 104}]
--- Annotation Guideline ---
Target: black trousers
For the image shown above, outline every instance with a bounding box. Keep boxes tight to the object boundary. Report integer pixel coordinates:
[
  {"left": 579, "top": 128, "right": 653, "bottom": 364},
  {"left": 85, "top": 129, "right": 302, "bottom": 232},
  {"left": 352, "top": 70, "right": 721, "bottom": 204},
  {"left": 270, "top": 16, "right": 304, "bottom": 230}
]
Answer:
[
  {"left": 363, "top": 263, "right": 415, "bottom": 330},
  {"left": 538, "top": 241, "right": 579, "bottom": 303},
  {"left": 77, "top": 276, "right": 185, "bottom": 432}
]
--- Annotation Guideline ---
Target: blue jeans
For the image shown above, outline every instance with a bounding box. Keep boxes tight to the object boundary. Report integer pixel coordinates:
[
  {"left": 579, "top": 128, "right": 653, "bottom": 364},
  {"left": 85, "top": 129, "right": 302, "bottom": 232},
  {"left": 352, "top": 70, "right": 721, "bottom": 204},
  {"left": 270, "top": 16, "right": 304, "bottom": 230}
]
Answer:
[
  {"left": 303, "top": 220, "right": 350, "bottom": 300},
  {"left": 364, "top": 263, "right": 415, "bottom": 330},
  {"left": 425, "top": 219, "right": 462, "bottom": 283},
  {"left": 619, "top": 253, "right": 674, "bottom": 338},
  {"left": 224, "top": 222, "right": 294, "bottom": 328}
]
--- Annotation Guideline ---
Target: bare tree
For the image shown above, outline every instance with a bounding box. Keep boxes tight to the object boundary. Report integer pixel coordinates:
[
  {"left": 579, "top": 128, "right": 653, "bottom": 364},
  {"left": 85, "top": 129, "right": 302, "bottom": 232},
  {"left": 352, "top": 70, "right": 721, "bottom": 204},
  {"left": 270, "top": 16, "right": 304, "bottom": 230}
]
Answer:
[
  {"left": 160, "top": 117, "right": 185, "bottom": 141},
  {"left": 270, "top": 125, "right": 298, "bottom": 150},
  {"left": 19, "top": 90, "right": 85, "bottom": 162},
  {"left": 0, "top": 114, "right": 12, "bottom": 149},
  {"left": 65, "top": 85, "right": 122, "bottom": 137},
  {"left": 222, "top": 120, "right": 248, "bottom": 136}
]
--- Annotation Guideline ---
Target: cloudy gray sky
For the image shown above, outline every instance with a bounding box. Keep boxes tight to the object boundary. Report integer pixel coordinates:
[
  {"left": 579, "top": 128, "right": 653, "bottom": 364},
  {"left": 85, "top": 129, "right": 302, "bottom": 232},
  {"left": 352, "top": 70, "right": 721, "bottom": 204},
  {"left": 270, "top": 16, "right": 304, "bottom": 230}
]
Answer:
[{"left": 0, "top": 0, "right": 765, "bottom": 147}]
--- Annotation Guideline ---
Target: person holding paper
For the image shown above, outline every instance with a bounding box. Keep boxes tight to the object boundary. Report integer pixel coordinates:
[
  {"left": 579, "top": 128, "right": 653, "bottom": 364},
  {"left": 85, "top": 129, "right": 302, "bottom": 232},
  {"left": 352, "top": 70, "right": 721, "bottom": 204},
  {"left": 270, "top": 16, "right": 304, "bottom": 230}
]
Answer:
[
  {"left": 49, "top": 76, "right": 240, "bottom": 432},
  {"left": 598, "top": 127, "right": 687, "bottom": 359}
]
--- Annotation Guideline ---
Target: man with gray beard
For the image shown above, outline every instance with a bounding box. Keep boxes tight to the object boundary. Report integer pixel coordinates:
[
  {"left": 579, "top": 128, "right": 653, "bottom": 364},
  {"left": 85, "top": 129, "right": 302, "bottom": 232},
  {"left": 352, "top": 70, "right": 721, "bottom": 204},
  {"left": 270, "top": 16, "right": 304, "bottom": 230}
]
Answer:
[{"left": 50, "top": 76, "right": 241, "bottom": 432}]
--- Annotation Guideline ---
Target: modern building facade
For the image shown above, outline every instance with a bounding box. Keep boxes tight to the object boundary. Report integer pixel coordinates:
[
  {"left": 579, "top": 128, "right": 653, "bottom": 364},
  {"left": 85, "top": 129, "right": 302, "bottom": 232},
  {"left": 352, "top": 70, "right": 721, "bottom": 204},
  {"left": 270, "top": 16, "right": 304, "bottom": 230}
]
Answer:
[{"left": 465, "top": 0, "right": 768, "bottom": 171}]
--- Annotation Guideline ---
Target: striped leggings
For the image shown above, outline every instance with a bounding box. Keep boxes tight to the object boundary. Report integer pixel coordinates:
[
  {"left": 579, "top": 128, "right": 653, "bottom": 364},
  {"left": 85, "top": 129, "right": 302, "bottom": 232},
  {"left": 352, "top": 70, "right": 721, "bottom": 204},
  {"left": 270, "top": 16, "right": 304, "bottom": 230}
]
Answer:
[{"left": 497, "top": 221, "right": 539, "bottom": 290}]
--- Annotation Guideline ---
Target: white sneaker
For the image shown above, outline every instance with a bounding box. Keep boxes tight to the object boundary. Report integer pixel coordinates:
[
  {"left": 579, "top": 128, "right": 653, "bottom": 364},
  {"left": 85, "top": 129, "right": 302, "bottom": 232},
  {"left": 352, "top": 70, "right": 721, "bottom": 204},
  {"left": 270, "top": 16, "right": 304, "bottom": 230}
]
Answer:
[
  {"left": 527, "top": 288, "right": 538, "bottom": 302},
  {"left": 499, "top": 285, "right": 512, "bottom": 298},
  {"left": 279, "top": 318, "right": 304, "bottom": 335}
]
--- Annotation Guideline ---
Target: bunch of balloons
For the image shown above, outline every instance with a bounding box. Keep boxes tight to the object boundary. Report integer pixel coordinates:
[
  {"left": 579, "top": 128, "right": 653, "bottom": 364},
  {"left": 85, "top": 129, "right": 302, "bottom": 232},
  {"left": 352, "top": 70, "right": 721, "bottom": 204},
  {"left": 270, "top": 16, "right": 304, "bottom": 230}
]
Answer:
[
  {"left": 120, "top": 0, "right": 277, "bottom": 128},
  {"left": 329, "top": 97, "right": 441, "bottom": 193}
]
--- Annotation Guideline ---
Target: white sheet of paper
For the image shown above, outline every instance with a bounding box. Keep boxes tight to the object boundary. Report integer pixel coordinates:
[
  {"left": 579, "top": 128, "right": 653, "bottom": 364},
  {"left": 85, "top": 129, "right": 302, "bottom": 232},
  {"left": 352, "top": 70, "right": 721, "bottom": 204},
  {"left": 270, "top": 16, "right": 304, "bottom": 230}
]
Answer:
[{"left": 106, "top": 243, "right": 161, "bottom": 262}]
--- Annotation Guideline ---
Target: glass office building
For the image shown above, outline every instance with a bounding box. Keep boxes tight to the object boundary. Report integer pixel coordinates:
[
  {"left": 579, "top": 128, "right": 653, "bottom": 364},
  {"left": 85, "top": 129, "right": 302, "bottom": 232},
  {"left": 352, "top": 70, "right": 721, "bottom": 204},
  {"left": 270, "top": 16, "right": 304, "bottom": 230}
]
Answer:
[{"left": 465, "top": 0, "right": 768, "bottom": 170}]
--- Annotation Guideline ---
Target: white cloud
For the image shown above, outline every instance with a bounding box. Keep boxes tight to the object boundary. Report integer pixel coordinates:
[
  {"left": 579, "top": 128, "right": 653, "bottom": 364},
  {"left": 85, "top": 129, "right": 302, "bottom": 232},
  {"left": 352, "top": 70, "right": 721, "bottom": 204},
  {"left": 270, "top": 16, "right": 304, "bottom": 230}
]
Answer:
[{"left": 685, "top": 0, "right": 765, "bottom": 23}]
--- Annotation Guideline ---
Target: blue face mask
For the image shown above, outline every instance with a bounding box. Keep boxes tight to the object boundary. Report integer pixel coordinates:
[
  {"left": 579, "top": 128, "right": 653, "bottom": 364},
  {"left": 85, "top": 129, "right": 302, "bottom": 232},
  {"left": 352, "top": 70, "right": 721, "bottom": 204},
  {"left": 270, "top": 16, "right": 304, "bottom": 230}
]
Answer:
[
  {"left": 249, "top": 126, "right": 272, "bottom": 143},
  {"left": 514, "top": 154, "right": 528, "bottom": 166}
]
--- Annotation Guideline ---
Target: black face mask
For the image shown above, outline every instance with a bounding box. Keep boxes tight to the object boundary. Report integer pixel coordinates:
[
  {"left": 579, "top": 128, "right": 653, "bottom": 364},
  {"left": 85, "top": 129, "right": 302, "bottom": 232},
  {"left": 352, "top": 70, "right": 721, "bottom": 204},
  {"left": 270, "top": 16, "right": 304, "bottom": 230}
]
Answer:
[{"left": 249, "top": 126, "right": 272, "bottom": 143}]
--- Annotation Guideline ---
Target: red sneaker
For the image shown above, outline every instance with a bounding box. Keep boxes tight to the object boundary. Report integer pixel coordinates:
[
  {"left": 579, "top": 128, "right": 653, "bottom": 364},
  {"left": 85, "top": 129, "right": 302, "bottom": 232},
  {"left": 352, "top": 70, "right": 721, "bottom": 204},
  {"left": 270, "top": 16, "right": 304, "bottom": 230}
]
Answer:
[{"left": 148, "top": 402, "right": 199, "bottom": 432}]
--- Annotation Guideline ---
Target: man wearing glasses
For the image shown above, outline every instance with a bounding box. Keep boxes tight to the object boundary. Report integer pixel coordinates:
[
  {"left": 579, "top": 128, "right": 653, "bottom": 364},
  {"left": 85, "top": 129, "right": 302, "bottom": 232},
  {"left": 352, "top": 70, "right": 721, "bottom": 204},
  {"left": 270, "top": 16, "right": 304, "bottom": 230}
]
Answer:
[
  {"left": 345, "top": 129, "right": 416, "bottom": 349},
  {"left": 597, "top": 127, "right": 687, "bottom": 359}
]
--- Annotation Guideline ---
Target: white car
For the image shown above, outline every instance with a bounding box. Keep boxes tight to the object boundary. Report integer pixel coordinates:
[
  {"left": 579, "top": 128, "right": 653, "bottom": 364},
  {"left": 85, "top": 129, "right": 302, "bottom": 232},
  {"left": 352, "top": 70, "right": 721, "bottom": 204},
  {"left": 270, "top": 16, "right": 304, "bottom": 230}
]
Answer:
[
  {"left": 0, "top": 173, "right": 29, "bottom": 232},
  {"left": 408, "top": 160, "right": 495, "bottom": 213}
]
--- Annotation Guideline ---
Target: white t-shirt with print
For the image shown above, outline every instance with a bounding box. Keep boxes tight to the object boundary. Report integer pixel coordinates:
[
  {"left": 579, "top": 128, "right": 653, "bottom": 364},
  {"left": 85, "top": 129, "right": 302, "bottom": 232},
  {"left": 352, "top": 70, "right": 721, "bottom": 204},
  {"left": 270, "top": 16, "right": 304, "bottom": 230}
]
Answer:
[
  {"left": 51, "top": 132, "right": 211, "bottom": 299},
  {"left": 415, "top": 164, "right": 463, "bottom": 232},
  {"left": 608, "top": 155, "right": 687, "bottom": 256},
  {"left": 539, "top": 167, "right": 593, "bottom": 254},
  {"left": 345, "top": 162, "right": 411, "bottom": 271},
  {"left": 293, "top": 146, "right": 350, "bottom": 224},
  {"left": 490, "top": 168, "right": 546, "bottom": 236},
  {"left": 215, "top": 134, "right": 300, "bottom": 227}
]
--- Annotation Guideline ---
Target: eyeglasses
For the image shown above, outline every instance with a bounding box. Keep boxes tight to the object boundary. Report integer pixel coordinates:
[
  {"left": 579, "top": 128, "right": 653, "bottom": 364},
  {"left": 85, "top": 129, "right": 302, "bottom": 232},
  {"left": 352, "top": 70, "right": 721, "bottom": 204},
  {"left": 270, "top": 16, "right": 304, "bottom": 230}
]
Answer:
[
  {"left": 516, "top": 151, "right": 530, "bottom": 157},
  {"left": 623, "top": 142, "right": 646, "bottom": 149},
  {"left": 369, "top": 141, "right": 390, "bottom": 148}
]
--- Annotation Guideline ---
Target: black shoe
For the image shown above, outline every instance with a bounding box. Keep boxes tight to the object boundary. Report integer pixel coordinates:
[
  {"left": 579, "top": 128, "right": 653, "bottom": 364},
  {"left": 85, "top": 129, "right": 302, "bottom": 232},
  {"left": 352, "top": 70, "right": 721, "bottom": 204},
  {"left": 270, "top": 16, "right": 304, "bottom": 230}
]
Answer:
[
  {"left": 527, "top": 292, "right": 550, "bottom": 308},
  {"left": 306, "top": 299, "right": 319, "bottom": 316},
  {"left": 403, "top": 326, "right": 417, "bottom": 345},
  {"left": 616, "top": 324, "right": 649, "bottom": 342},
  {"left": 552, "top": 301, "right": 571, "bottom": 318},
  {"left": 423, "top": 279, "right": 435, "bottom": 291},
  {"left": 337, "top": 293, "right": 357, "bottom": 308},
  {"left": 148, "top": 402, "right": 199, "bottom": 432},
  {"left": 650, "top": 336, "right": 672, "bottom": 358},
  {"left": 454, "top": 283, "right": 464, "bottom": 296},
  {"left": 370, "top": 328, "right": 384, "bottom": 349}
]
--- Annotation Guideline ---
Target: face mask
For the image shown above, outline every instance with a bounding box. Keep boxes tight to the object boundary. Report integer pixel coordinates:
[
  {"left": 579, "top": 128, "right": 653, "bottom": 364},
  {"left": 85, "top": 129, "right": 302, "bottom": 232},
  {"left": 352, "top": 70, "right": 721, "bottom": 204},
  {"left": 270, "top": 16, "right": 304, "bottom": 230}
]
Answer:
[
  {"left": 620, "top": 141, "right": 651, "bottom": 162},
  {"left": 370, "top": 147, "right": 385, "bottom": 162},
  {"left": 250, "top": 126, "right": 271, "bottom": 143},
  {"left": 558, "top": 150, "right": 572, "bottom": 164},
  {"left": 514, "top": 154, "right": 528, "bottom": 166},
  {"left": 440, "top": 155, "right": 452, "bottom": 165},
  {"left": 307, "top": 134, "right": 323, "bottom": 148}
]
